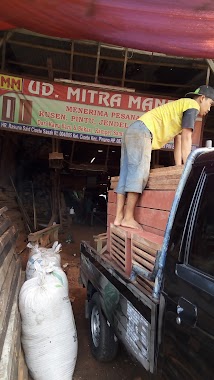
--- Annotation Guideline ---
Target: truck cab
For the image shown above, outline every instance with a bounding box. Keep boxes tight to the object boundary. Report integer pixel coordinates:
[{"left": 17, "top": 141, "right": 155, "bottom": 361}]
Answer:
[
  {"left": 158, "top": 148, "right": 214, "bottom": 379},
  {"left": 80, "top": 148, "right": 214, "bottom": 380}
]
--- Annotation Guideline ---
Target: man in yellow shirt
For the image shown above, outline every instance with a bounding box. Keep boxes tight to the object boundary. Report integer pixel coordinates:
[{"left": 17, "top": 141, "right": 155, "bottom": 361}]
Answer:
[{"left": 114, "top": 85, "right": 214, "bottom": 229}]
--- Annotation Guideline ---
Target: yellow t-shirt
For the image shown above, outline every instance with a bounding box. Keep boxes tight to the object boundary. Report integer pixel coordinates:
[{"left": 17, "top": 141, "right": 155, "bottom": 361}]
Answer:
[{"left": 138, "top": 98, "right": 200, "bottom": 150}]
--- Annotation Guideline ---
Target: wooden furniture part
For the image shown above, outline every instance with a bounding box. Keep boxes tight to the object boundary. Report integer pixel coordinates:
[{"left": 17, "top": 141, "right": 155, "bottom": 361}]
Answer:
[
  {"left": 136, "top": 276, "right": 155, "bottom": 298},
  {"left": 131, "top": 231, "right": 163, "bottom": 296},
  {"left": 110, "top": 224, "right": 132, "bottom": 276},
  {"left": 28, "top": 224, "right": 60, "bottom": 247},
  {"left": 0, "top": 207, "right": 28, "bottom": 380},
  {"left": 93, "top": 232, "right": 107, "bottom": 255}
]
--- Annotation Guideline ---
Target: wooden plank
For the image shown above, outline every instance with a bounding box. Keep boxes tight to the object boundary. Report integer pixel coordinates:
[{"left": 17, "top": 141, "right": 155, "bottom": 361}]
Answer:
[
  {"left": 99, "top": 243, "right": 107, "bottom": 255},
  {"left": 18, "top": 349, "right": 28, "bottom": 380},
  {"left": 0, "top": 217, "right": 12, "bottom": 238},
  {"left": 0, "top": 260, "right": 21, "bottom": 358},
  {"left": 132, "top": 256, "right": 154, "bottom": 271},
  {"left": 107, "top": 215, "right": 114, "bottom": 227},
  {"left": 0, "top": 246, "right": 15, "bottom": 291},
  {"left": 107, "top": 214, "right": 165, "bottom": 237},
  {"left": 0, "top": 226, "right": 17, "bottom": 265},
  {"left": 109, "top": 165, "right": 183, "bottom": 180},
  {"left": 107, "top": 190, "right": 116, "bottom": 203},
  {"left": 150, "top": 165, "right": 183, "bottom": 174},
  {"left": 108, "top": 190, "right": 175, "bottom": 211},
  {"left": 135, "top": 276, "right": 154, "bottom": 296},
  {"left": 0, "top": 207, "right": 8, "bottom": 216},
  {"left": 107, "top": 201, "right": 115, "bottom": 216},
  {"left": 111, "top": 224, "right": 127, "bottom": 239},
  {"left": 137, "top": 190, "right": 175, "bottom": 210},
  {"left": 108, "top": 204, "right": 169, "bottom": 231},
  {"left": 147, "top": 178, "right": 179, "bottom": 186},
  {"left": 146, "top": 183, "right": 178, "bottom": 190},
  {"left": 140, "top": 225, "right": 165, "bottom": 237},
  {"left": 132, "top": 242, "right": 157, "bottom": 257},
  {"left": 110, "top": 180, "right": 178, "bottom": 190},
  {"left": 28, "top": 224, "right": 60, "bottom": 242},
  {"left": 111, "top": 234, "right": 125, "bottom": 248},
  {"left": 0, "top": 301, "right": 20, "bottom": 380},
  {"left": 111, "top": 252, "right": 125, "bottom": 270},
  {"left": 111, "top": 244, "right": 125, "bottom": 260},
  {"left": 101, "top": 253, "right": 132, "bottom": 282},
  {"left": 135, "top": 208, "right": 169, "bottom": 231},
  {"left": 111, "top": 236, "right": 125, "bottom": 254},
  {"left": 132, "top": 231, "right": 163, "bottom": 251},
  {"left": 132, "top": 246, "right": 156, "bottom": 262},
  {"left": 93, "top": 233, "right": 107, "bottom": 240}
]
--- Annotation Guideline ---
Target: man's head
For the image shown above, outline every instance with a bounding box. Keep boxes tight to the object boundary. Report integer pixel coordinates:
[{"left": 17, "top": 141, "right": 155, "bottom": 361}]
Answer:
[{"left": 185, "top": 85, "right": 214, "bottom": 116}]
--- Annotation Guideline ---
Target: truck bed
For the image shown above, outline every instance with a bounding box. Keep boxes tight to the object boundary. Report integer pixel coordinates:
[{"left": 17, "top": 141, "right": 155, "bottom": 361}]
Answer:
[{"left": 80, "top": 240, "right": 158, "bottom": 372}]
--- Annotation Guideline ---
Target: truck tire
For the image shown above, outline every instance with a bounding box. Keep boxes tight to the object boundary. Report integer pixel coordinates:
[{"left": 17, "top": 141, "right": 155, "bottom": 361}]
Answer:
[{"left": 89, "top": 292, "right": 119, "bottom": 362}]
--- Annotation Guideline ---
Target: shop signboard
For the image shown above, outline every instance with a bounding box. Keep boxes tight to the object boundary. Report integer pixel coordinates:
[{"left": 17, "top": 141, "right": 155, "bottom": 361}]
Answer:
[{"left": 0, "top": 74, "right": 202, "bottom": 149}]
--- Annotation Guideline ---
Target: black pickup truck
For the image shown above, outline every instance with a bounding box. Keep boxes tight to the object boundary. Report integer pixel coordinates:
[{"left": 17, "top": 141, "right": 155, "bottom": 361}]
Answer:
[{"left": 80, "top": 147, "right": 214, "bottom": 380}]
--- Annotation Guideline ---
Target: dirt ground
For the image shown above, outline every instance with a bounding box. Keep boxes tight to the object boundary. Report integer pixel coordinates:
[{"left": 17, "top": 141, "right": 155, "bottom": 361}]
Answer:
[{"left": 20, "top": 222, "right": 148, "bottom": 380}]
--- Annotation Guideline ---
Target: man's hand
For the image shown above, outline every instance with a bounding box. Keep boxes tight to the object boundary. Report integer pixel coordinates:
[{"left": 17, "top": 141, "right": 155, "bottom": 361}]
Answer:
[{"left": 181, "top": 128, "right": 193, "bottom": 164}]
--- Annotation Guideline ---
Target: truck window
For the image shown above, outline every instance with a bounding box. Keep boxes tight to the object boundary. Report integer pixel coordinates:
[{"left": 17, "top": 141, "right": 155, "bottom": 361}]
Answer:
[{"left": 188, "top": 173, "right": 214, "bottom": 277}]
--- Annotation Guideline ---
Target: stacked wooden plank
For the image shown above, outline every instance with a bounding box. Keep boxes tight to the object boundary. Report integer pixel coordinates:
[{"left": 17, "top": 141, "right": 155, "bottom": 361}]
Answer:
[
  {"left": 106, "top": 165, "right": 184, "bottom": 297},
  {"left": 107, "top": 189, "right": 175, "bottom": 239},
  {"left": 110, "top": 165, "right": 184, "bottom": 191},
  {"left": 0, "top": 186, "right": 25, "bottom": 234},
  {"left": 0, "top": 207, "right": 28, "bottom": 380}
]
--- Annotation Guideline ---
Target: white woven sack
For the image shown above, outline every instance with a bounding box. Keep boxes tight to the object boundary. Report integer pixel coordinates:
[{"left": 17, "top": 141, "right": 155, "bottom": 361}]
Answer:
[
  {"left": 27, "top": 241, "right": 62, "bottom": 260},
  {"left": 26, "top": 242, "right": 61, "bottom": 280},
  {"left": 19, "top": 267, "right": 78, "bottom": 380},
  {"left": 28, "top": 263, "right": 69, "bottom": 294}
]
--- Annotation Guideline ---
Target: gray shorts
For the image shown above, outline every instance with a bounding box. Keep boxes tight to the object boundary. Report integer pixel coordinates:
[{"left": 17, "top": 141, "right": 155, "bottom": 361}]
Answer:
[{"left": 116, "top": 120, "right": 152, "bottom": 194}]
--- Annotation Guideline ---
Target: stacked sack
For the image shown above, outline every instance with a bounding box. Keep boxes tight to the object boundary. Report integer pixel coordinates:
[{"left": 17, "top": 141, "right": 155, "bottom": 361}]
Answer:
[
  {"left": 26, "top": 241, "right": 62, "bottom": 279},
  {"left": 19, "top": 242, "right": 78, "bottom": 380}
]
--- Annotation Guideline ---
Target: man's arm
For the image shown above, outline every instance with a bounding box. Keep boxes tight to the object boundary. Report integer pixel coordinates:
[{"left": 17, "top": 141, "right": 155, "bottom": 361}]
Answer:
[
  {"left": 179, "top": 107, "right": 198, "bottom": 164},
  {"left": 181, "top": 128, "right": 193, "bottom": 164},
  {"left": 174, "top": 134, "right": 182, "bottom": 165}
]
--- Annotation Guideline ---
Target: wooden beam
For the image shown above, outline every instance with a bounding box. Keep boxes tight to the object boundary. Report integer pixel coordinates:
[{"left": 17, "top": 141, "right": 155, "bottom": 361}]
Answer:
[
  {"left": 95, "top": 42, "right": 101, "bottom": 84},
  {"left": 47, "top": 57, "right": 53, "bottom": 81},
  {"left": 10, "top": 30, "right": 206, "bottom": 62},
  {"left": 69, "top": 40, "right": 74, "bottom": 79},
  {"left": 69, "top": 163, "right": 107, "bottom": 172},
  {"left": 7, "top": 60, "right": 199, "bottom": 90},
  {"left": 206, "top": 59, "right": 214, "bottom": 74},
  {"left": 122, "top": 48, "right": 128, "bottom": 87},
  {"left": 1, "top": 32, "right": 7, "bottom": 71},
  {"left": 7, "top": 40, "right": 206, "bottom": 69}
]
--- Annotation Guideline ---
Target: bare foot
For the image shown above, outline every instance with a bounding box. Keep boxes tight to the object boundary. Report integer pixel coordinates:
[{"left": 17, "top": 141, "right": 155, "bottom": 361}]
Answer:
[
  {"left": 113, "top": 217, "right": 122, "bottom": 226},
  {"left": 121, "top": 219, "right": 142, "bottom": 230},
  {"left": 113, "top": 212, "right": 124, "bottom": 226}
]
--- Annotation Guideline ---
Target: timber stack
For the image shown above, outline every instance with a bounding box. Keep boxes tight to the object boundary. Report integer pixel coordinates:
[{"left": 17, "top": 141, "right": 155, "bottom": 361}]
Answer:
[
  {"left": 100, "top": 165, "right": 184, "bottom": 297},
  {"left": 0, "top": 186, "right": 25, "bottom": 234},
  {"left": 0, "top": 207, "right": 28, "bottom": 380}
]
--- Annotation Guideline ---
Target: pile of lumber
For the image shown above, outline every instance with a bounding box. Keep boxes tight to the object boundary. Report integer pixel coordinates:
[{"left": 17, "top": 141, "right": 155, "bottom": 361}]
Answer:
[
  {"left": 110, "top": 165, "right": 184, "bottom": 191},
  {"left": 0, "top": 186, "right": 25, "bottom": 234},
  {"left": 0, "top": 207, "right": 28, "bottom": 380},
  {"left": 105, "top": 165, "right": 184, "bottom": 298}
]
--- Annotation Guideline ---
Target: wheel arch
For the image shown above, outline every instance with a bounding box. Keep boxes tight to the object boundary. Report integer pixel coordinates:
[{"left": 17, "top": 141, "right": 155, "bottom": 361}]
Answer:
[{"left": 87, "top": 281, "right": 97, "bottom": 301}]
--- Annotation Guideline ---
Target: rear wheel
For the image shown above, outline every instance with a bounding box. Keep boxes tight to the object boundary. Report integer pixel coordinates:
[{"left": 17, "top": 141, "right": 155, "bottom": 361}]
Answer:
[{"left": 89, "top": 292, "right": 119, "bottom": 362}]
